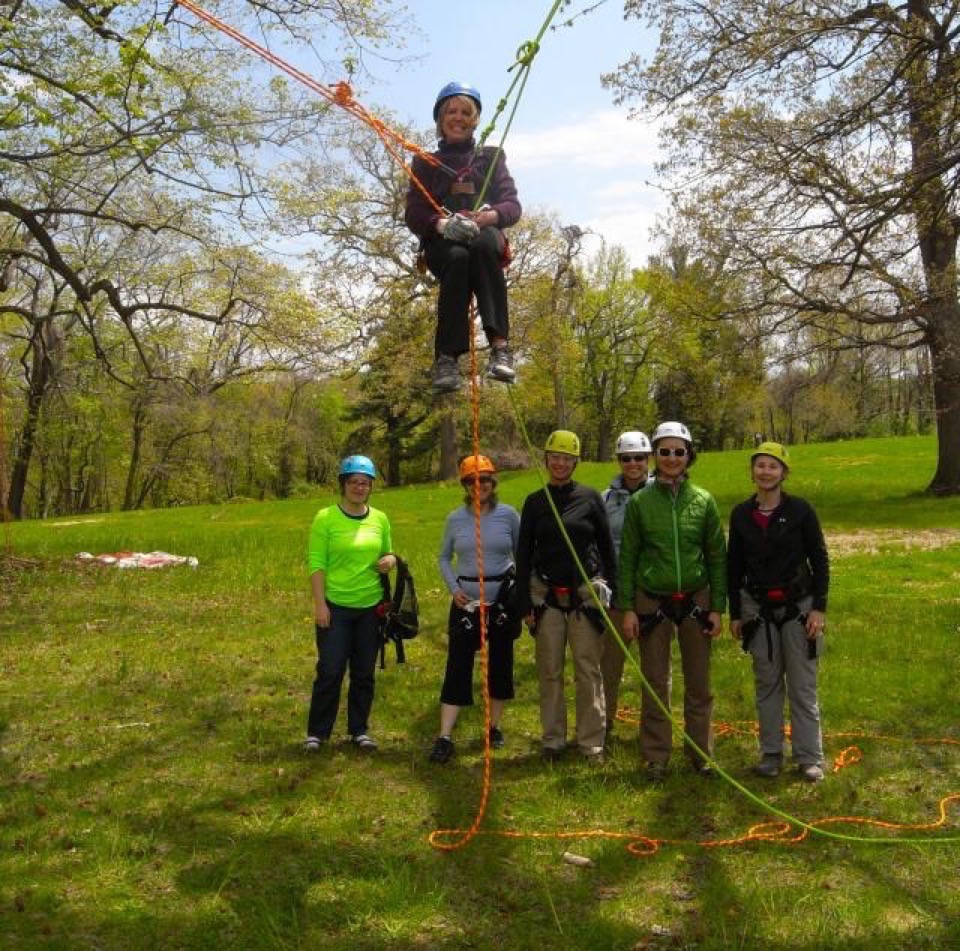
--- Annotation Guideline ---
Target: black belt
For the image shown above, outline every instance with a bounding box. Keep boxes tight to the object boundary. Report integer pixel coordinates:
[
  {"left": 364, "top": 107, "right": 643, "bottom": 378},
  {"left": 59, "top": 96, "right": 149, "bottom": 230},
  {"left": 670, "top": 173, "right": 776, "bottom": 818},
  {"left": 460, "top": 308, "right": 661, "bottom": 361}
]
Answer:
[{"left": 457, "top": 573, "right": 509, "bottom": 583}]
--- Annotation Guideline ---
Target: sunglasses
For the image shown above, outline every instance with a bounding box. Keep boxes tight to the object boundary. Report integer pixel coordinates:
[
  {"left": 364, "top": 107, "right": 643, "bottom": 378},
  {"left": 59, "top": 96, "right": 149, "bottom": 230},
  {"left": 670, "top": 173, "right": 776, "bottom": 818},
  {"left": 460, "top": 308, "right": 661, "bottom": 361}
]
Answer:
[
  {"left": 464, "top": 475, "right": 495, "bottom": 485},
  {"left": 657, "top": 447, "right": 688, "bottom": 458},
  {"left": 619, "top": 454, "right": 649, "bottom": 463}
]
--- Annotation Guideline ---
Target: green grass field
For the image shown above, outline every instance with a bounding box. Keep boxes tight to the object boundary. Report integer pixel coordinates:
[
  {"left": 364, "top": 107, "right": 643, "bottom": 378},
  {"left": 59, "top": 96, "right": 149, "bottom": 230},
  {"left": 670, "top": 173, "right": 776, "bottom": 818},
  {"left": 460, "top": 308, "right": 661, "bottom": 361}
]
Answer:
[{"left": 3, "top": 435, "right": 960, "bottom": 949}]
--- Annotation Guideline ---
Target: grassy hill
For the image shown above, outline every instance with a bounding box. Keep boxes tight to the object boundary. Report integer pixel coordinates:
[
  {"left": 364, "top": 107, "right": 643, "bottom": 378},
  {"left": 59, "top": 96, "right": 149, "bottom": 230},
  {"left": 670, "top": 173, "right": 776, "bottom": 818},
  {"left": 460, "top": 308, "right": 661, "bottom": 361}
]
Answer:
[{"left": 2, "top": 435, "right": 960, "bottom": 949}]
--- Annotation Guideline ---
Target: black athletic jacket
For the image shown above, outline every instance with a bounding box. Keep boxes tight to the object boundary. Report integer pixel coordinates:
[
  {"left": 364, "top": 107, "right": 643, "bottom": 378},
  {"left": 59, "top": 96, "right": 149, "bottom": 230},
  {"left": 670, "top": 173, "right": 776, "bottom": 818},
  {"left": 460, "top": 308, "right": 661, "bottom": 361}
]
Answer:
[
  {"left": 514, "top": 481, "right": 616, "bottom": 617},
  {"left": 726, "top": 493, "right": 829, "bottom": 620}
]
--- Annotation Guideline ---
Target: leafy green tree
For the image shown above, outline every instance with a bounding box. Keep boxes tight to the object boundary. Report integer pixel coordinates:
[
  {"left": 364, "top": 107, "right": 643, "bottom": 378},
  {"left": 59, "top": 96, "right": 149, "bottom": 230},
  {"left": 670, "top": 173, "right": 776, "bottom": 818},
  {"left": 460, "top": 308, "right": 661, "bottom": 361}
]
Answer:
[
  {"left": 607, "top": 0, "right": 960, "bottom": 492},
  {"left": 571, "top": 244, "right": 661, "bottom": 459},
  {"left": 643, "top": 246, "right": 765, "bottom": 449}
]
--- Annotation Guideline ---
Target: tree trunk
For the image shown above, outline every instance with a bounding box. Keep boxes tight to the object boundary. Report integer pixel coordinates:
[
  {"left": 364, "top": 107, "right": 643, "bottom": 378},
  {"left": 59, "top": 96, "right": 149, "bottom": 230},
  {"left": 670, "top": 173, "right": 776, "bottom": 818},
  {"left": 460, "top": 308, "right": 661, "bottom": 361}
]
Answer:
[
  {"left": 385, "top": 411, "right": 403, "bottom": 487},
  {"left": 437, "top": 398, "right": 458, "bottom": 481},
  {"left": 927, "top": 330, "right": 960, "bottom": 493},
  {"left": 595, "top": 397, "right": 613, "bottom": 462},
  {"left": 7, "top": 333, "right": 51, "bottom": 519},
  {"left": 905, "top": 9, "right": 960, "bottom": 493},
  {"left": 122, "top": 400, "right": 147, "bottom": 510}
]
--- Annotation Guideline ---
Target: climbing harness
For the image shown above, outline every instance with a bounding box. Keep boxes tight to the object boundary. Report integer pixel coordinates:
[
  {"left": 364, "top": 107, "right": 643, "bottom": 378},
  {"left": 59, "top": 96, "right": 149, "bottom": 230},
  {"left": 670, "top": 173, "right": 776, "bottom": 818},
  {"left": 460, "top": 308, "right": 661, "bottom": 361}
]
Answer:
[
  {"left": 740, "top": 587, "right": 816, "bottom": 661},
  {"left": 377, "top": 556, "right": 419, "bottom": 668},
  {"left": 638, "top": 590, "right": 714, "bottom": 637}
]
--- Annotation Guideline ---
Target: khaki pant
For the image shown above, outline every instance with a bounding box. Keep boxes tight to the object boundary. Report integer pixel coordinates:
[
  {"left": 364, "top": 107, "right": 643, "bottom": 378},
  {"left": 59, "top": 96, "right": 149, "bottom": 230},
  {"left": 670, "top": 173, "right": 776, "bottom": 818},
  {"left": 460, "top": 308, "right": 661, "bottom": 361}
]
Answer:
[
  {"left": 531, "top": 575, "right": 606, "bottom": 752},
  {"left": 599, "top": 608, "right": 636, "bottom": 731},
  {"left": 635, "top": 589, "right": 713, "bottom": 766}
]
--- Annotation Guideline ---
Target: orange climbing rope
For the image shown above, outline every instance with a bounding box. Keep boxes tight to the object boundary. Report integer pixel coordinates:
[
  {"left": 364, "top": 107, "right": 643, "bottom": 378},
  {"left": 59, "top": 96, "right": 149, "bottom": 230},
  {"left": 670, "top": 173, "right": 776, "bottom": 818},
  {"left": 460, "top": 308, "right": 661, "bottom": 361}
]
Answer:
[
  {"left": 430, "top": 310, "right": 494, "bottom": 853},
  {"left": 171, "top": 0, "right": 549, "bottom": 856},
  {"left": 431, "top": 791, "right": 960, "bottom": 858},
  {"left": 432, "top": 712, "right": 960, "bottom": 857},
  {"left": 173, "top": 0, "right": 446, "bottom": 216}
]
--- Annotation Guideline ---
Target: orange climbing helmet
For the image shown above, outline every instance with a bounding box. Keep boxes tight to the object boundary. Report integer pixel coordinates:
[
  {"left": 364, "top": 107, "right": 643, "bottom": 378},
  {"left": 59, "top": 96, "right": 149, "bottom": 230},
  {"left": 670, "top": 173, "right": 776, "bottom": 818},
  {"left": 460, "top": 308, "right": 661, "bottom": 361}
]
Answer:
[{"left": 458, "top": 454, "right": 497, "bottom": 481}]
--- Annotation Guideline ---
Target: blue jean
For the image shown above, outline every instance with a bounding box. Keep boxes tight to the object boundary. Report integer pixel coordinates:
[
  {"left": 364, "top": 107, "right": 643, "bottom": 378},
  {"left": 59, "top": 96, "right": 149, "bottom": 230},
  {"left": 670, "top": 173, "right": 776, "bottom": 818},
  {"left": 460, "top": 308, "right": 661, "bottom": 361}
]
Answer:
[{"left": 307, "top": 602, "right": 381, "bottom": 739}]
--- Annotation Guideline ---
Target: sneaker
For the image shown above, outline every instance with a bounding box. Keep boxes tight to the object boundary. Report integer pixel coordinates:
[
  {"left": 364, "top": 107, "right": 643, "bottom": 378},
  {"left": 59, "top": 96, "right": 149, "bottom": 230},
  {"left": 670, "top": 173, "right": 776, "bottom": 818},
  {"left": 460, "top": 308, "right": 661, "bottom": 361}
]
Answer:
[
  {"left": 489, "top": 726, "right": 505, "bottom": 749},
  {"left": 799, "top": 763, "right": 824, "bottom": 783},
  {"left": 351, "top": 734, "right": 378, "bottom": 751},
  {"left": 487, "top": 344, "right": 516, "bottom": 383},
  {"left": 754, "top": 758, "right": 781, "bottom": 778},
  {"left": 646, "top": 761, "right": 666, "bottom": 784},
  {"left": 579, "top": 746, "right": 604, "bottom": 763},
  {"left": 541, "top": 745, "right": 565, "bottom": 762},
  {"left": 432, "top": 354, "right": 460, "bottom": 393},
  {"left": 304, "top": 736, "right": 326, "bottom": 753},
  {"left": 693, "top": 761, "right": 715, "bottom": 779},
  {"left": 429, "top": 735, "right": 455, "bottom": 764}
]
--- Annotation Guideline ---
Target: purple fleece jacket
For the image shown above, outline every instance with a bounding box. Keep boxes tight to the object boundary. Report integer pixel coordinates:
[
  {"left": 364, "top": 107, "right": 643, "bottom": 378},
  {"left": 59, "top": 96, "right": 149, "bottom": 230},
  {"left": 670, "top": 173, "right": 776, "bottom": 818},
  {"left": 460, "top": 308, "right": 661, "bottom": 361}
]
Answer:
[{"left": 404, "top": 138, "right": 522, "bottom": 240}]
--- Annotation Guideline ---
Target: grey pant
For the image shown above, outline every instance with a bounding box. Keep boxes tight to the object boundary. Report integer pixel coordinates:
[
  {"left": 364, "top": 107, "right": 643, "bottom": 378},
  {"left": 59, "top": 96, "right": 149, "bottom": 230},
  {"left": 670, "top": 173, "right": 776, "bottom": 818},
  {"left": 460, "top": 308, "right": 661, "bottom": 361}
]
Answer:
[
  {"left": 741, "top": 590, "right": 823, "bottom": 766},
  {"left": 530, "top": 575, "right": 606, "bottom": 753}
]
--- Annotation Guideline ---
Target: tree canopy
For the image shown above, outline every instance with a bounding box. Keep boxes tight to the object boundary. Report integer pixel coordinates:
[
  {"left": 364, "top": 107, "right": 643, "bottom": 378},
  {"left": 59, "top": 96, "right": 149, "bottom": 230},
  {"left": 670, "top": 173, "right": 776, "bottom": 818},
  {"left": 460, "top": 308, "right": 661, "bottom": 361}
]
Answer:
[{"left": 606, "top": 0, "right": 960, "bottom": 493}]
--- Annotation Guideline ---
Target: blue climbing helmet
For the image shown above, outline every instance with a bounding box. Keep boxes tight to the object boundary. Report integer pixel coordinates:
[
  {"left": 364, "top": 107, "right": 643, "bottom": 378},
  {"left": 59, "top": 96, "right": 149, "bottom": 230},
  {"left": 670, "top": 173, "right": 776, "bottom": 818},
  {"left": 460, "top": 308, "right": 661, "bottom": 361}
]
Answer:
[
  {"left": 338, "top": 455, "right": 377, "bottom": 479},
  {"left": 433, "top": 81, "right": 482, "bottom": 120}
]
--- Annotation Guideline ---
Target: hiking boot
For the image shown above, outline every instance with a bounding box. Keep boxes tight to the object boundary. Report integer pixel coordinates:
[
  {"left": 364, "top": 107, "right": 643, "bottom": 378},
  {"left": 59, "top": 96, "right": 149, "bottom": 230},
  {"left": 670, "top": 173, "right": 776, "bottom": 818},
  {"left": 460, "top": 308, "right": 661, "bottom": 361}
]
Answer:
[
  {"left": 489, "top": 726, "right": 505, "bottom": 749},
  {"left": 646, "top": 761, "right": 667, "bottom": 784},
  {"left": 541, "top": 745, "right": 565, "bottom": 763},
  {"left": 799, "top": 763, "right": 824, "bottom": 783},
  {"left": 693, "top": 761, "right": 715, "bottom": 779},
  {"left": 580, "top": 746, "right": 604, "bottom": 763},
  {"left": 304, "top": 736, "right": 326, "bottom": 753},
  {"left": 754, "top": 758, "right": 781, "bottom": 778},
  {"left": 487, "top": 344, "right": 516, "bottom": 383},
  {"left": 351, "top": 734, "right": 378, "bottom": 751},
  {"left": 432, "top": 354, "right": 460, "bottom": 393},
  {"left": 429, "top": 735, "right": 455, "bottom": 764}
]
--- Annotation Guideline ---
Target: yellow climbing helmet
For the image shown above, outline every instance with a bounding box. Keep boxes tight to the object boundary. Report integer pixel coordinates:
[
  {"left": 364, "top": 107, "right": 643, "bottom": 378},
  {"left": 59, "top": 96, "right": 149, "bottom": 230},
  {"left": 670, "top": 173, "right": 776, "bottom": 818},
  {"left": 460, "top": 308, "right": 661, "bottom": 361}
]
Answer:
[
  {"left": 751, "top": 441, "right": 790, "bottom": 469},
  {"left": 544, "top": 430, "right": 581, "bottom": 457}
]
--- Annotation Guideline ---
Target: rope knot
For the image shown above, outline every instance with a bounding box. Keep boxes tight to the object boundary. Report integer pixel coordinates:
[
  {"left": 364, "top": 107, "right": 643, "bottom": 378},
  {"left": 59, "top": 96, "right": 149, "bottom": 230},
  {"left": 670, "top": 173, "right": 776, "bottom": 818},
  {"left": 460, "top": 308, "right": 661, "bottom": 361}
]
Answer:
[
  {"left": 332, "top": 81, "right": 353, "bottom": 106},
  {"left": 514, "top": 39, "right": 540, "bottom": 67}
]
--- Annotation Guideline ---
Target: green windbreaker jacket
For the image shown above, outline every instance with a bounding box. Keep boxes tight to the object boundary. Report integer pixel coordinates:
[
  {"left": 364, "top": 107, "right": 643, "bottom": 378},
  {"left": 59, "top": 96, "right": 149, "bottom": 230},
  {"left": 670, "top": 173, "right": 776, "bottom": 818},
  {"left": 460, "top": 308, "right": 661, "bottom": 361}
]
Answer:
[{"left": 616, "top": 478, "right": 727, "bottom": 613}]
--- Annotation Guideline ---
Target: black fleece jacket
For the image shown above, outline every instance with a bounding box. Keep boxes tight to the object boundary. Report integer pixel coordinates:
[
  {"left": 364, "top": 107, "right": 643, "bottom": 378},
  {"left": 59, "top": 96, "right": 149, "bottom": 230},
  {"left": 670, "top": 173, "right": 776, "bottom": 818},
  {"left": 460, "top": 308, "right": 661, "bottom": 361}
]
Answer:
[
  {"left": 514, "top": 481, "right": 616, "bottom": 616},
  {"left": 726, "top": 493, "right": 829, "bottom": 619}
]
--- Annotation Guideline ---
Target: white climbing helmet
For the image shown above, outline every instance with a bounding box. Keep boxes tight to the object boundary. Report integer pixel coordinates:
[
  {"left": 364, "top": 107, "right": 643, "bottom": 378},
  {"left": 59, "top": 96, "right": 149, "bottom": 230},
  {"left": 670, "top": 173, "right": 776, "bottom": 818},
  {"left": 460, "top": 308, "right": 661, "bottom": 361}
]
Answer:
[
  {"left": 651, "top": 421, "right": 692, "bottom": 445},
  {"left": 615, "top": 431, "right": 652, "bottom": 455}
]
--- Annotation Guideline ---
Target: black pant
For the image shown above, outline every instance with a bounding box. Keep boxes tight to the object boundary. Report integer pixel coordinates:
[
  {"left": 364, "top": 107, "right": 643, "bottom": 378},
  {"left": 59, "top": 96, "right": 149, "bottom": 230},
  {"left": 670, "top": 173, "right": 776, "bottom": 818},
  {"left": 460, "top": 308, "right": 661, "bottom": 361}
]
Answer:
[
  {"left": 307, "top": 603, "right": 380, "bottom": 738},
  {"left": 439, "top": 602, "right": 517, "bottom": 706},
  {"left": 423, "top": 227, "right": 509, "bottom": 358}
]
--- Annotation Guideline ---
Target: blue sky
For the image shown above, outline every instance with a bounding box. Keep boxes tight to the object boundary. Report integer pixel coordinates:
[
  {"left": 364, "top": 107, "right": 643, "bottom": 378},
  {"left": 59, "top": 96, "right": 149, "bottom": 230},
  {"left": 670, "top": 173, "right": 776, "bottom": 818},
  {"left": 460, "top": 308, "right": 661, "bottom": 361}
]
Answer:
[{"left": 315, "top": 0, "right": 664, "bottom": 264}]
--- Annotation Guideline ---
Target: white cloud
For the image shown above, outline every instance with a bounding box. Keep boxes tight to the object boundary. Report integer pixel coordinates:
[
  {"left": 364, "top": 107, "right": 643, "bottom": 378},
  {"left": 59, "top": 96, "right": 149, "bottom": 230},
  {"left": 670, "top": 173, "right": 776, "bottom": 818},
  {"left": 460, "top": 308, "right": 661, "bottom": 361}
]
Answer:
[
  {"left": 493, "top": 108, "right": 670, "bottom": 265},
  {"left": 593, "top": 178, "right": 661, "bottom": 202},
  {"left": 582, "top": 200, "right": 665, "bottom": 267},
  {"left": 506, "top": 110, "right": 662, "bottom": 170}
]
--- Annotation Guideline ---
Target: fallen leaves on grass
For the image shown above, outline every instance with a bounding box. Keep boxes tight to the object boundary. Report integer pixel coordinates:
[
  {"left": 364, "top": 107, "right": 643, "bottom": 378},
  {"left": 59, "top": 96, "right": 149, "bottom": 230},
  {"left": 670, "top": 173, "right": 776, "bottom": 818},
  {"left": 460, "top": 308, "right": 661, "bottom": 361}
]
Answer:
[{"left": 829, "top": 528, "right": 960, "bottom": 555}]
